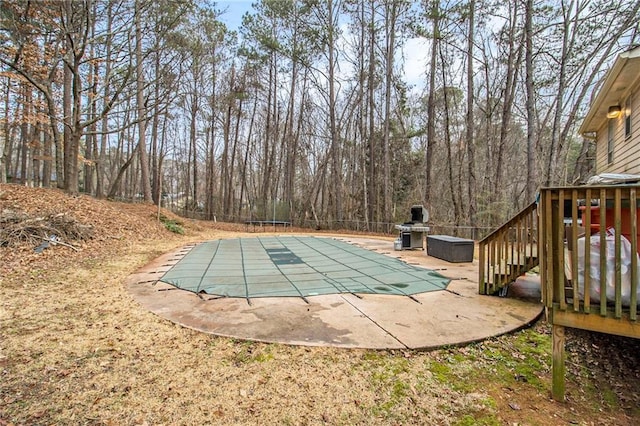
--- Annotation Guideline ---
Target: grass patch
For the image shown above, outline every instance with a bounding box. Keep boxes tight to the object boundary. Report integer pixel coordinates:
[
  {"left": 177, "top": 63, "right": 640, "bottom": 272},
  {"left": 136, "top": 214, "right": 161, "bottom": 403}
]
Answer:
[
  {"left": 601, "top": 388, "right": 618, "bottom": 407},
  {"left": 370, "top": 377, "right": 411, "bottom": 418},
  {"left": 428, "top": 357, "right": 475, "bottom": 393},
  {"left": 363, "top": 353, "right": 412, "bottom": 417},
  {"left": 422, "top": 327, "right": 552, "bottom": 395},
  {"left": 429, "top": 360, "right": 453, "bottom": 383},
  {"left": 454, "top": 413, "right": 501, "bottom": 426},
  {"left": 227, "top": 342, "right": 275, "bottom": 365},
  {"left": 159, "top": 214, "right": 184, "bottom": 234},
  {"left": 470, "top": 328, "right": 551, "bottom": 391},
  {"left": 451, "top": 396, "right": 500, "bottom": 426}
]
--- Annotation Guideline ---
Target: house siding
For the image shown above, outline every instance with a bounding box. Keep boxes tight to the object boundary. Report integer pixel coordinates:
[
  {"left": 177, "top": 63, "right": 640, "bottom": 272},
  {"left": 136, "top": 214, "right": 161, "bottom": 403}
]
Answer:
[{"left": 596, "top": 83, "right": 640, "bottom": 174}]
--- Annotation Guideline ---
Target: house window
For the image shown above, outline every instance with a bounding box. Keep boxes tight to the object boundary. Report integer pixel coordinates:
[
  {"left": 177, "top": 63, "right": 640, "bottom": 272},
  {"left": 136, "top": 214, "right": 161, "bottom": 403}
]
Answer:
[
  {"left": 625, "top": 96, "right": 632, "bottom": 139},
  {"left": 608, "top": 118, "right": 614, "bottom": 164}
]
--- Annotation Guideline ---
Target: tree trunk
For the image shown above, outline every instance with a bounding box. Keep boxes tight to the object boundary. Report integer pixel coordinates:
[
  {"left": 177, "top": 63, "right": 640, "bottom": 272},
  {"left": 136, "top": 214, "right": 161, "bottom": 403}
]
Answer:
[
  {"left": 495, "top": 3, "right": 523, "bottom": 199},
  {"left": 42, "top": 122, "right": 51, "bottom": 187},
  {"left": 260, "top": 52, "right": 277, "bottom": 216},
  {"left": 466, "top": 0, "right": 477, "bottom": 229},
  {"left": 205, "top": 49, "right": 218, "bottom": 220},
  {"left": 239, "top": 92, "right": 259, "bottom": 219},
  {"left": 425, "top": 0, "right": 439, "bottom": 210},
  {"left": 135, "top": 0, "right": 152, "bottom": 202},
  {"left": 525, "top": 0, "right": 535, "bottom": 201},
  {"left": 357, "top": 1, "right": 368, "bottom": 227},
  {"left": 328, "top": 0, "right": 342, "bottom": 223},
  {"left": 20, "top": 83, "right": 31, "bottom": 185},
  {"left": 84, "top": 0, "right": 98, "bottom": 194},
  {"left": 67, "top": 57, "right": 83, "bottom": 194},
  {"left": 382, "top": 0, "right": 397, "bottom": 223},
  {"left": 96, "top": 1, "right": 112, "bottom": 198},
  {"left": 367, "top": 0, "right": 377, "bottom": 227},
  {"left": 228, "top": 87, "right": 243, "bottom": 218},
  {"left": 545, "top": 6, "right": 570, "bottom": 186},
  {"left": 62, "top": 30, "right": 72, "bottom": 190},
  {"left": 32, "top": 121, "right": 41, "bottom": 187},
  {"left": 150, "top": 50, "right": 161, "bottom": 205},
  {"left": 84, "top": 90, "right": 96, "bottom": 194},
  {"left": 107, "top": 145, "right": 139, "bottom": 199},
  {"left": 62, "top": 0, "right": 91, "bottom": 194},
  {"left": 0, "top": 77, "right": 8, "bottom": 184},
  {"left": 440, "top": 51, "right": 461, "bottom": 229},
  {"left": 221, "top": 66, "right": 234, "bottom": 216}
]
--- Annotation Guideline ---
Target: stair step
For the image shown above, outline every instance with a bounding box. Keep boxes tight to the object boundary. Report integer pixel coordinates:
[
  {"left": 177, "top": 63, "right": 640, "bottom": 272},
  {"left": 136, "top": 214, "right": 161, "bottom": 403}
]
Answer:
[{"left": 506, "top": 256, "right": 538, "bottom": 266}]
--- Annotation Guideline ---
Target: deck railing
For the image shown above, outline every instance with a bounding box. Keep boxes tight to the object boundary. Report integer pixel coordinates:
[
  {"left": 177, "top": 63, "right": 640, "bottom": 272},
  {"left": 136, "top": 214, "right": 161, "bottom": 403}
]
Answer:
[
  {"left": 539, "top": 185, "right": 640, "bottom": 400},
  {"left": 478, "top": 201, "right": 539, "bottom": 295}
]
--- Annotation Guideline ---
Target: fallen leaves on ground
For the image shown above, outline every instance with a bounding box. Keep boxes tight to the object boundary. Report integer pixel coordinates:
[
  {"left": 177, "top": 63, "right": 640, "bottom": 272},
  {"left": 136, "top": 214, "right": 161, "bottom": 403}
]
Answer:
[{"left": 0, "top": 183, "right": 639, "bottom": 425}]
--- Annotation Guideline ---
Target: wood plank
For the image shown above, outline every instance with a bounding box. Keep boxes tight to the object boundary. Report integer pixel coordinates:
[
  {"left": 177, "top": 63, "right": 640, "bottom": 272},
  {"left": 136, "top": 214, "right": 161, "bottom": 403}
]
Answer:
[
  {"left": 614, "top": 188, "right": 622, "bottom": 319},
  {"left": 492, "top": 236, "right": 498, "bottom": 289},
  {"left": 572, "top": 189, "right": 579, "bottom": 312},
  {"left": 552, "top": 324, "right": 566, "bottom": 401},
  {"left": 544, "top": 189, "right": 554, "bottom": 308},
  {"left": 552, "top": 306, "right": 640, "bottom": 339},
  {"left": 584, "top": 188, "right": 592, "bottom": 313},
  {"left": 631, "top": 188, "right": 638, "bottom": 320},
  {"left": 518, "top": 216, "right": 523, "bottom": 268},
  {"left": 478, "top": 241, "right": 486, "bottom": 294},
  {"left": 512, "top": 223, "right": 517, "bottom": 256},
  {"left": 558, "top": 191, "right": 566, "bottom": 310},
  {"left": 539, "top": 194, "right": 548, "bottom": 308},
  {"left": 600, "top": 190, "right": 607, "bottom": 315}
]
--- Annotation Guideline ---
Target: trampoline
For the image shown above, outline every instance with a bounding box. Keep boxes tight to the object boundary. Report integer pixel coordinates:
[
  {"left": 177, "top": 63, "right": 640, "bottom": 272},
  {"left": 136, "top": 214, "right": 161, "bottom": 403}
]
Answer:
[{"left": 159, "top": 236, "right": 450, "bottom": 301}]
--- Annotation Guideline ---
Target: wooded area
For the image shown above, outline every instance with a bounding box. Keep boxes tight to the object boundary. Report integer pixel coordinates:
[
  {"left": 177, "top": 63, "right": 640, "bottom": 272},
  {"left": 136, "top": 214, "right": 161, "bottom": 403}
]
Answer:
[{"left": 1, "top": 0, "right": 638, "bottom": 234}]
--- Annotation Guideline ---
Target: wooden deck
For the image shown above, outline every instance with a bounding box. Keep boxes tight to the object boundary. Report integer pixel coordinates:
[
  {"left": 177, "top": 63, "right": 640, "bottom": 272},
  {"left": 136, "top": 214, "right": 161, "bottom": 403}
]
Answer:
[
  {"left": 479, "top": 185, "right": 640, "bottom": 400},
  {"left": 539, "top": 185, "right": 640, "bottom": 400}
]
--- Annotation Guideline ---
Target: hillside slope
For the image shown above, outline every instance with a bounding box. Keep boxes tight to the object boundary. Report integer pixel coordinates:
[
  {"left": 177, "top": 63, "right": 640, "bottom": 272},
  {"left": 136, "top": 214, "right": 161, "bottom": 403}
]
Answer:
[{"left": 0, "top": 184, "right": 186, "bottom": 273}]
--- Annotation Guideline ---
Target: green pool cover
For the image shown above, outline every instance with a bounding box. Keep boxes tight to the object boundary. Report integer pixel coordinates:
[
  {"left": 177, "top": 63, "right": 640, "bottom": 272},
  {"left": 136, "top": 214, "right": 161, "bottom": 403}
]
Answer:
[{"left": 160, "top": 236, "right": 450, "bottom": 299}]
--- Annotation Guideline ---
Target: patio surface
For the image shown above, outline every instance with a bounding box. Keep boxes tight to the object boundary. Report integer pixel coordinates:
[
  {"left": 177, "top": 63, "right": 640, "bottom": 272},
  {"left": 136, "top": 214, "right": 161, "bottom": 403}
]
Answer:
[{"left": 126, "top": 236, "right": 543, "bottom": 349}]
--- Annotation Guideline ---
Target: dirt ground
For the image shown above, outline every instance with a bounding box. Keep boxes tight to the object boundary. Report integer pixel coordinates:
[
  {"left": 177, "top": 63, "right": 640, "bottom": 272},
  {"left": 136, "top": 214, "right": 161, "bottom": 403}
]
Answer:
[{"left": 1, "top": 184, "right": 639, "bottom": 425}]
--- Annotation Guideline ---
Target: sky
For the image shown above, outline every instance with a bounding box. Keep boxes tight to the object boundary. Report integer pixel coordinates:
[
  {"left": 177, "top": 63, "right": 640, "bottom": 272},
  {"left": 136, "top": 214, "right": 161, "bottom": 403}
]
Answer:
[
  {"left": 214, "top": 0, "right": 429, "bottom": 93},
  {"left": 216, "top": 0, "right": 254, "bottom": 31}
]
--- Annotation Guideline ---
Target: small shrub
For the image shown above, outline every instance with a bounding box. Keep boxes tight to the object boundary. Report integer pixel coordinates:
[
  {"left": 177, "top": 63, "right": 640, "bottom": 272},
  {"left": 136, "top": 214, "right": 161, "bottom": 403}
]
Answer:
[{"left": 159, "top": 214, "right": 184, "bottom": 234}]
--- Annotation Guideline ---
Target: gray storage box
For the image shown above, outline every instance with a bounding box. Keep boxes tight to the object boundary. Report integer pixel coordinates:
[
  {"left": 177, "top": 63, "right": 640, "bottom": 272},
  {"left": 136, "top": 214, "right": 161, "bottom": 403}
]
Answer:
[{"left": 427, "top": 235, "right": 474, "bottom": 263}]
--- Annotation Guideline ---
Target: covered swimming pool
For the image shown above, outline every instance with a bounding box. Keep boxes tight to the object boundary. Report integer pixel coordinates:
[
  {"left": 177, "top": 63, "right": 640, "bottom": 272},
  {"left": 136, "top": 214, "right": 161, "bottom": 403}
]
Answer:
[{"left": 159, "top": 236, "right": 450, "bottom": 301}]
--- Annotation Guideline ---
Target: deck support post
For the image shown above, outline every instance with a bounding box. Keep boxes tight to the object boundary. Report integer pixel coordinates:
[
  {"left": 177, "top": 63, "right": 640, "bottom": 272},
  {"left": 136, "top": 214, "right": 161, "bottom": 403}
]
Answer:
[{"left": 552, "top": 324, "right": 566, "bottom": 401}]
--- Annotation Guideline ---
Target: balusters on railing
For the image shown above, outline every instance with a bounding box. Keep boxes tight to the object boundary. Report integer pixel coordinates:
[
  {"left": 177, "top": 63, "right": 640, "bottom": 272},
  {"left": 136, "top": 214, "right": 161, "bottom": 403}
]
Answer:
[
  {"left": 631, "top": 188, "right": 638, "bottom": 321},
  {"left": 541, "top": 185, "right": 640, "bottom": 319},
  {"left": 583, "top": 189, "right": 592, "bottom": 314},
  {"left": 598, "top": 190, "right": 607, "bottom": 316},
  {"left": 478, "top": 201, "right": 539, "bottom": 295},
  {"left": 570, "top": 189, "right": 580, "bottom": 313},
  {"left": 542, "top": 185, "right": 640, "bottom": 402},
  {"left": 614, "top": 189, "right": 622, "bottom": 318}
]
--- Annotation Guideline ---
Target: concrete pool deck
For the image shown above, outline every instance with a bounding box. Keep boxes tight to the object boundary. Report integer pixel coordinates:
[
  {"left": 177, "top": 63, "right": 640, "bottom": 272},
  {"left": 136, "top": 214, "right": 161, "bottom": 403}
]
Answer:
[{"left": 125, "top": 236, "right": 543, "bottom": 350}]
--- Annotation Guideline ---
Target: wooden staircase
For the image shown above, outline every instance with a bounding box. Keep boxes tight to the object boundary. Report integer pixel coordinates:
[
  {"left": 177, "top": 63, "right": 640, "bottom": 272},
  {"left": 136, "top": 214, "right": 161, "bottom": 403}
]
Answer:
[{"left": 479, "top": 201, "right": 539, "bottom": 295}]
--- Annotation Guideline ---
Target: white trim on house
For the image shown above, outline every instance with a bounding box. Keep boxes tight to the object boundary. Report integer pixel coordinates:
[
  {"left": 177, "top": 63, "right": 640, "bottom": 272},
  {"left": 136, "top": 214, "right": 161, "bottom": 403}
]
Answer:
[{"left": 579, "top": 46, "right": 640, "bottom": 135}]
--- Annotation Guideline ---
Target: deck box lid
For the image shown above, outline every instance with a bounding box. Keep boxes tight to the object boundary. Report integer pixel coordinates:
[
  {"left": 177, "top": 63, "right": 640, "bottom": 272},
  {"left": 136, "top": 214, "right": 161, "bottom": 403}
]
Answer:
[{"left": 427, "top": 235, "right": 473, "bottom": 244}]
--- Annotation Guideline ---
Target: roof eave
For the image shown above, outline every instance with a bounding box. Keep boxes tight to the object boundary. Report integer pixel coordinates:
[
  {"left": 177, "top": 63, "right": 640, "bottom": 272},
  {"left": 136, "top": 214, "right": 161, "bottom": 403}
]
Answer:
[
  {"left": 579, "top": 46, "right": 640, "bottom": 136},
  {"left": 578, "top": 58, "right": 627, "bottom": 135}
]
